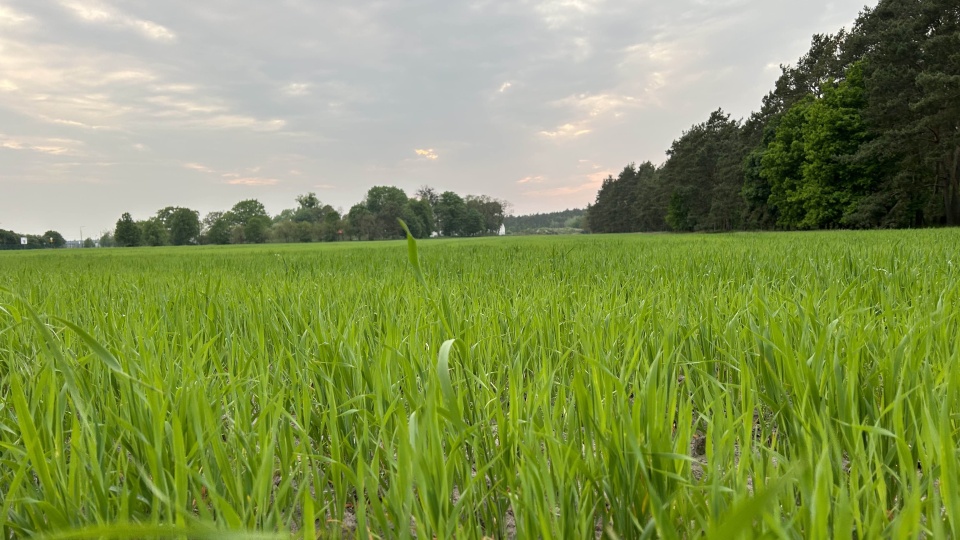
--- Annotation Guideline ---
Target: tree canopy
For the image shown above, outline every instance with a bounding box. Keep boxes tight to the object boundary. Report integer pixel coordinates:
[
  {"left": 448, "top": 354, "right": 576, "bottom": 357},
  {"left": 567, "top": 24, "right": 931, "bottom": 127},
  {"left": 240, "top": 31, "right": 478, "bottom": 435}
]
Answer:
[
  {"left": 587, "top": 0, "right": 960, "bottom": 233},
  {"left": 115, "top": 213, "right": 141, "bottom": 247},
  {"left": 109, "top": 186, "right": 508, "bottom": 247}
]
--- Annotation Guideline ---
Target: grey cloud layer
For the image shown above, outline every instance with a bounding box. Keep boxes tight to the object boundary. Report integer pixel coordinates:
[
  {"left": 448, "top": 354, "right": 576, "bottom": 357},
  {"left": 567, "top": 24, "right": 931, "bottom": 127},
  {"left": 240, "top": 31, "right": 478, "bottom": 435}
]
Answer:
[{"left": 0, "top": 0, "right": 870, "bottom": 236}]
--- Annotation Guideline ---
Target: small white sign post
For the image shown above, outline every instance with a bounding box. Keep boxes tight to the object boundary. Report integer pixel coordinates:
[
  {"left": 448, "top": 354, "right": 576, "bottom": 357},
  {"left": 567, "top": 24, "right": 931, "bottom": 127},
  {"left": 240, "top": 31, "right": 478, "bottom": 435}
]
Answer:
[{"left": 20, "top": 237, "right": 27, "bottom": 246}]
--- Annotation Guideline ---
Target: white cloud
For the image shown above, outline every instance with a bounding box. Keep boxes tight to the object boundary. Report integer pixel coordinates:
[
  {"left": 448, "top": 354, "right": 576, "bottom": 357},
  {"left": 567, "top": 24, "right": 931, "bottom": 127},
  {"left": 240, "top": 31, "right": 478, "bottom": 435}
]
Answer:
[
  {"left": 226, "top": 177, "right": 279, "bottom": 186},
  {"left": 103, "top": 70, "right": 157, "bottom": 84},
  {"left": 129, "top": 19, "right": 176, "bottom": 42},
  {"left": 40, "top": 116, "right": 112, "bottom": 130},
  {"left": 0, "top": 48, "right": 288, "bottom": 132},
  {"left": 59, "top": 0, "right": 176, "bottom": 42},
  {"left": 200, "top": 116, "right": 285, "bottom": 131},
  {"left": 498, "top": 81, "right": 512, "bottom": 93},
  {"left": 414, "top": 148, "right": 439, "bottom": 160},
  {"left": 539, "top": 123, "right": 591, "bottom": 139},
  {"left": 0, "top": 39, "right": 158, "bottom": 129},
  {"left": 60, "top": 0, "right": 110, "bottom": 22},
  {"left": 282, "top": 83, "right": 311, "bottom": 96},
  {"left": 154, "top": 83, "right": 197, "bottom": 94},
  {"left": 184, "top": 162, "right": 282, "bottom": 187},
  {"left": 534, "top": 0, "right": 602, "bottom": 29},
  {"left": 183, "top": 162, "right": 216, "bottom": 173},
  {"left": 0, "top": 133, "right": 83, "bottom": 156},
  {"left": 538, "top": 75, "right": 662, "bottom": 142},
  {"left": 0, "top": 4, "right": 31, "bottom": 26},
  {"left": 517, "top": 175, "right": 545, "bottom": 184},
  {"left": 146, "top": 95, "right": 225, "bottom": 114},
  {"left": 557, "top": 93, "right": 643, "bottom": 117},
  {"left": 622, "top": 41, "right": 676, "bottom": 65}
]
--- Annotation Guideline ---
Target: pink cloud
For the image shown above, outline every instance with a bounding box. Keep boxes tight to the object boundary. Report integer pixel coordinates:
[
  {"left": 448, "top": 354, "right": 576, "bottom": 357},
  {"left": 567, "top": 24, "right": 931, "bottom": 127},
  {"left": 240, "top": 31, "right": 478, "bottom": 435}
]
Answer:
[
  {"left": 225, "top": 177, "right": 279, "bottom": 186},
  {"left": 522, "top": 169, "right": 613, "bottom": 197},
  {"left": 516, "top": 175, "right": 546, "bottom": 184}
]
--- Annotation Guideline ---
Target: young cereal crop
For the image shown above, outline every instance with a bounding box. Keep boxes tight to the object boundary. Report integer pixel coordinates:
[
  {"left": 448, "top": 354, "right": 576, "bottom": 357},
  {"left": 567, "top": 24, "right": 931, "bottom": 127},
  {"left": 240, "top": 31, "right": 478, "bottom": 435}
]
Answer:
[{"left": 1, "top": 230, "right": 959, "bottom": 538}]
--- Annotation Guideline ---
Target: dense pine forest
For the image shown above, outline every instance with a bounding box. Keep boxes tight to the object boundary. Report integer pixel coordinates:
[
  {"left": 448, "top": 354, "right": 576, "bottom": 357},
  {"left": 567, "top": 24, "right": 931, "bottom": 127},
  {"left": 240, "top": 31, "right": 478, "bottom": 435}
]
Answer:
[{"left": 587, "top": 0, "right": 959, "bottom": 232}]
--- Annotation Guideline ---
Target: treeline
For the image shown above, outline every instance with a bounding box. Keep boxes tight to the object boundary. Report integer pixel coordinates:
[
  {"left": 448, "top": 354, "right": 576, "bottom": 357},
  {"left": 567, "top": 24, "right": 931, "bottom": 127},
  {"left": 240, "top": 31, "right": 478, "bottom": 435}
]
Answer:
[
  {"left": 588, "top": 0, "right": 959, "bottom": 232},
  {"left": 106, "top": 185, "right": 508, "bottom": 247},
  {"left": 0, "top": 229, "right": 67, "bottom": 250},
  {"left": 503, "top": 209, "right": 585, "bottom": 233}
]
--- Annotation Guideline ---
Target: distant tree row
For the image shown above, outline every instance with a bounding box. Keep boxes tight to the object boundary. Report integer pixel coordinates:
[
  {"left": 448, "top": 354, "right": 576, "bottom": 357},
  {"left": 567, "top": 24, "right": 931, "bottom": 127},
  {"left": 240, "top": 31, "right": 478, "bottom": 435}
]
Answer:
[
  {"left": 503, "top": 209, "right": 585, "bottom": 233},
  {"left": 588, "top": 0, "right": 960, "bottom": 232},
  {"left": 111, "top": 186, "right": 508, "bottom": 246},
  {"left": 109, "top": 206, "right": 203, "bottom": 247},
  {"left": 0, "top": 228, "right": 66, "bottom": 250}
]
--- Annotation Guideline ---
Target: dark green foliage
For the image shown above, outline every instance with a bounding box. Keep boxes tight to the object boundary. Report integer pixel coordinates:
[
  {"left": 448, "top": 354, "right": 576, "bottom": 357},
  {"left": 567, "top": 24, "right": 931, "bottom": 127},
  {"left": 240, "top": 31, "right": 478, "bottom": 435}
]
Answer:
[
  {"left": 504, "top": 209, "right": 585, "bottom": 233},
  {"left": 166, "top": 207, "right": 201, "bottom": 246},
  {"left": 588, "top": 109, "right": 747, "bottom": 234},
  {"left": 243, "top": 216, "right": 271, "bottom": 244},
  {"left": 665, "top": 191, "right": 692, "bottom": 232},
  {"left": 462, "top": 207, "right": 485, "bottom": 236},
  {"left": 464, "top": 195, "right": 507, "bottom": 235},
  {"left": 741, "top": 118, "right": 781, "bottom": 229},
  {"left": 435, "top": 191, "right": 467, "bottom": 236},
  {"left": 0, "top": 229, "right": 18, "bottom": 248},
  {"left": 201, "top": 212, "right": 232, "bottom": 245},
  {"left": 400, "top": 205, "right": 428, "bottom": 239},
  {"left": 15, "top": 185, "right": 501, "bottom": 249},
  {"left": 364, "top": 186, "right": 408, "bottom": 215},
  {"left": 405, "top": 199, "right": 435, "bottom": 239},
  {"left": 852, "top": 0, "right": 960, "bottom": 226},
  {"left": 295, "top": 192, "right": 320, "bottom": 210},
  {"left": 270, "top": 220, "right": 314, "bottom": 243},
  {"left": 588, "top": 166, "right": 639, "bottom": 233},
  {"left": 320, "top": 209, "right": 343, "bottom": 242},
  {"left": 291, "top": 192, "right": 335, "bottom": 224},
  {"left": 346, "top": 204, "right": 375, "bottom": 240},
  {"left": 364, "top": 186, "right": 409, "bottom": 240},
  {"left": 658, "top": 110, "right": 746, "bottom": 231},
  {"left": 0, "top": 229, "right": 62, "bottom": 249},
  {"left": 139, "top": 218, "right": 168, "bottom": 247},
  {"left": 213, "top": 199, "right": 271, "bottom": 244},
  {"left": 229, "top": 199, "right": 269, "bottom": 226},
  {"left": 587, "top": 163, "right": 663, "bottom": 233},
  {"left": 99, "top": 232, "right": 115, "bottom": 248},
  {"left": 114, "top": 213, "right": 141, "bottom": 247},
  {"left": 42, "top": 230, "right": 66, "bottom": 248},
  {"left": 586, "top": 0, "right": 960, "bottom": 233}
]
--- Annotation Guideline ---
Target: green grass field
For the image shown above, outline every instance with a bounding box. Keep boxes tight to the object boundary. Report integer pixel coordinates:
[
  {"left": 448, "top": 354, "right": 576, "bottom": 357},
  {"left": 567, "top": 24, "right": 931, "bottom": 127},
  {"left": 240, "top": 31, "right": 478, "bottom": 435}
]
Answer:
[{"left": 2, "top": 230, "right": 960, "bottom": 538}]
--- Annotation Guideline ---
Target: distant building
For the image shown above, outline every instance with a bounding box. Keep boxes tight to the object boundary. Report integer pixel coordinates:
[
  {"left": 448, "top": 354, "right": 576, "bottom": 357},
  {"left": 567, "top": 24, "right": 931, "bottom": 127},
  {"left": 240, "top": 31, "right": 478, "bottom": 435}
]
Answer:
[
  {"left": 498, "top": 224, "right": 506, "bottom": 236},
  {"left": 65, "top": 240, "right": 99, "bottom": 248}
]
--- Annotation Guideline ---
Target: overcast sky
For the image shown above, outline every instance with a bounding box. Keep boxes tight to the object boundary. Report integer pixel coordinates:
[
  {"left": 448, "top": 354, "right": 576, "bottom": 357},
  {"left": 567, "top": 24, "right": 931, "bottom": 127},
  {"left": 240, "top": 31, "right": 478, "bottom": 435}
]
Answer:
[{"left": 1, "top": 0, "right": 872, "bottom": 237}]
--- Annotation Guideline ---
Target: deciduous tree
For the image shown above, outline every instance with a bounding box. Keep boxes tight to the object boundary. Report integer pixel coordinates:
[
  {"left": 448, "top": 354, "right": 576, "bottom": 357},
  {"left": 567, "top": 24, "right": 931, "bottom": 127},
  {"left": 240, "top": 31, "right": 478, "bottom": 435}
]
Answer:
[
  {"left": 167, "top": 207, "right": 201, "bottom": 245},
  {"left": 115, "top": 213, "right": 141, "bottom": 247},
  {"left": 42, "top": 230, "right": 66, "bottom": 248}
]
